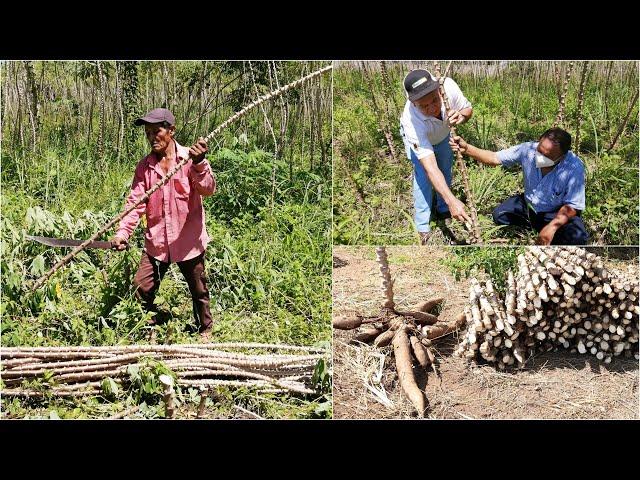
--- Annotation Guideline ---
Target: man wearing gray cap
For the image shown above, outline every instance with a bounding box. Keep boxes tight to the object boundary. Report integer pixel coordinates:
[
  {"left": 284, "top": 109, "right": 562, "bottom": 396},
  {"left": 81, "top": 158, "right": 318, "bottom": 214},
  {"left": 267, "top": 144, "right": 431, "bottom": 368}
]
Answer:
[
  {"left": 110, "top": 108, "right": 216, "bottom": 337},
  {"left": 400, "top": 69, "right": 474, "bottom": 244}
]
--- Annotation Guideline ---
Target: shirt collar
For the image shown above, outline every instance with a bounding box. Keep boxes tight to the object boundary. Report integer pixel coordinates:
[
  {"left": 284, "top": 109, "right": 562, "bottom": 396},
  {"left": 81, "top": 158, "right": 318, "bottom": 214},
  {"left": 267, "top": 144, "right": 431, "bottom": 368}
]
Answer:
[{"left": 146, "top": 141, "right": 189, "bottom": 176}]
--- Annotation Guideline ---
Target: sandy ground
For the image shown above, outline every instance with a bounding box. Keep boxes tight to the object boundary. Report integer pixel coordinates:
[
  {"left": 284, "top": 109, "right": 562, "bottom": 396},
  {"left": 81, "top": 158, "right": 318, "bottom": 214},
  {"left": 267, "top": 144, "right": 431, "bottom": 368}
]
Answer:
[{"left": 332, "top": 246, "right": 639, "bottom": 419}]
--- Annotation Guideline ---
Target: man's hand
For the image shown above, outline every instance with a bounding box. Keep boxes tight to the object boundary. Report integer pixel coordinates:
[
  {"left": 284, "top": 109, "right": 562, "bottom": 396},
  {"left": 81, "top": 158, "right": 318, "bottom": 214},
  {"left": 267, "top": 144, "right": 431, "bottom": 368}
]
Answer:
[
  {"left": 449, "top": 135, "right": 468, "bottom": 155},
  {"left": 447, "top": 109, "right": 467, "bottom": 126},
  {"left": 536, "top": 224, "right": 557, "bottom": 245},
  {"left": 450, "top": 134, "right": 502, "bottom": 167},
  {"left": 189, "top": 137, "right": 208, "bottom": 164},
  {"left": 448, "top": 197, "right": 472, "bottom": 224},
  {"left": 110, "top": 236, "right": 128, "bottom": 251},
  {"left": 537, "top": 205, "right": 577, "bottom": 245}
]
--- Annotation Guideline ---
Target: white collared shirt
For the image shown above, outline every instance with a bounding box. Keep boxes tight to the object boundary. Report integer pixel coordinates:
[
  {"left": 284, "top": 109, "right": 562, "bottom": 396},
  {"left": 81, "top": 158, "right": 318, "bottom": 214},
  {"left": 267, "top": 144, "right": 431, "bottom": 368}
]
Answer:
[{"left": 400, "top": 76, "right": 471, "bottom": 160}]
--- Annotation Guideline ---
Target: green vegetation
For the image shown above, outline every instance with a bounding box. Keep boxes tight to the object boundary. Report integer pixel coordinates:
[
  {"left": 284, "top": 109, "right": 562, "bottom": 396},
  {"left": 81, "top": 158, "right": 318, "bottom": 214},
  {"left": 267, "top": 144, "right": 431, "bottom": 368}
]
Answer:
[
  {"left": 333, "top": 61, "right": 639, "bottom": 245},
  {"left": 0, "top": 60, "right": 332, "bottom": 418},
  {"left": 441, "top": 247, "right": 524, "bottom": 295}
]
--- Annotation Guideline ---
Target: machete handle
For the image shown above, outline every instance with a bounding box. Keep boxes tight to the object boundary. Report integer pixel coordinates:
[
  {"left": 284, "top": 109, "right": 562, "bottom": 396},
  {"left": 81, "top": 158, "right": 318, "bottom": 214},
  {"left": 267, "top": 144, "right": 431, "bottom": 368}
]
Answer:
[{"left": 110, "top": 239, "right": 129, "bottom": 251}]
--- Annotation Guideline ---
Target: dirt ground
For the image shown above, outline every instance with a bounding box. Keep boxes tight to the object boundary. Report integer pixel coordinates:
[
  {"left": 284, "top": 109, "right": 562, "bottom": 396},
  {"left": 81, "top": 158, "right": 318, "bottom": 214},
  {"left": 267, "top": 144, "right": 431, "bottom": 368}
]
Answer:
[{"left": 332, "top": 246, "right": 640, "bottom": 419}]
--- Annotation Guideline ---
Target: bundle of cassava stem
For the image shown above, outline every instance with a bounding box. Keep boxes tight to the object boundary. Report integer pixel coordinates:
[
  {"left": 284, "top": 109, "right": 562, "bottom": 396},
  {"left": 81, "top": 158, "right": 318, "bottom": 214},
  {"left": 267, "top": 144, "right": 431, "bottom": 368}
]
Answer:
[
  {"left": 0, "top": 342, "right": 328, "bottom": 399},
  {"left": 454, "top": 246, "right": 639, "bottom": 369}
]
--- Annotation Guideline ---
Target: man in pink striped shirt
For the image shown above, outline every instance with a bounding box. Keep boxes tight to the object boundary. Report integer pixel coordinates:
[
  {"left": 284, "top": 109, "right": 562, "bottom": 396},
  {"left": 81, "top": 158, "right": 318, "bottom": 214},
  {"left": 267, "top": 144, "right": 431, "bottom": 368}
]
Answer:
[{"left": 110, "top": 108, "right": 216, "bottom": 337}]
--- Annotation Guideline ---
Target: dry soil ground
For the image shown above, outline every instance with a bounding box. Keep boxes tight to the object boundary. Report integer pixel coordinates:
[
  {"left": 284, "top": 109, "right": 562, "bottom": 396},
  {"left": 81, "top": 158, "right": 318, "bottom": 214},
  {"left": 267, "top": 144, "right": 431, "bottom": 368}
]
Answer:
[{"left": 332, "top": 246, "right": 639, "bottom": 419}]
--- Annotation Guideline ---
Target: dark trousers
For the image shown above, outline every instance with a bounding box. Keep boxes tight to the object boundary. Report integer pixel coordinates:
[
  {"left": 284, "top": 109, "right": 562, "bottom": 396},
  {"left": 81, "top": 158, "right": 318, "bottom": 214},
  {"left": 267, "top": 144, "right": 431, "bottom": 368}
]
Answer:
[
  {"left": 492, "top": 194, "right": 589, "bottom": 245},
  {"left": 133, "top": 250, "right": 212, "bottom": 332}
]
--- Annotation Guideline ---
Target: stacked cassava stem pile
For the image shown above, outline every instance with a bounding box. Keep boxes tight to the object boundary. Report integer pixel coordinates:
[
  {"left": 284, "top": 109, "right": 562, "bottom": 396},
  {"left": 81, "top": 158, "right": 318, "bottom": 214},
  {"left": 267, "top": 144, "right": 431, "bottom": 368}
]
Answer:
[
  {"left": 455, "top": 247, "right": 640, "bottom": 368},
  {"left": 333, "top": 247, "right": 466, "bottom": 416},
  {"left": 1, "top": 343, "right": 328, "bottom": 398}
]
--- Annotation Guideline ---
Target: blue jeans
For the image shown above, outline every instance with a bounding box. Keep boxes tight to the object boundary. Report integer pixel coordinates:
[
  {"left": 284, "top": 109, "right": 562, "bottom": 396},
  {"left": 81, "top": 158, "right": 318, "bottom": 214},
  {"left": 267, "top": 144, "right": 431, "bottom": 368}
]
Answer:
[
  {"left": 493, "top": 194, "right": 589, "bottom": 245},
  {"left": 409, "top": 135, "right": 454, "bottom": 233}
]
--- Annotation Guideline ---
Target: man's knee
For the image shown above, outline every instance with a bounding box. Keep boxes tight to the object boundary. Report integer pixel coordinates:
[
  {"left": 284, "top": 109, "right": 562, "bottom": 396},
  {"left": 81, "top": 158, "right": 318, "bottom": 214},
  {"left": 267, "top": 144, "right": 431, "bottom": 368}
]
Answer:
[
  {"left": 195, "top": 270, "right": 209, "bottom": 296},
  {"left": 492, "top": 206, "right": 509, "bottom": 225},
  {"left": 575, "top": 230, "right": 589, "bottom": 245},
  {"left": 184, "top": 265, "right": 209, "bottom": 298},
  {"left": 133, "top": 275, "right": 156, "bottom": 299},
  {"left": 554, "top": 218, "right": 589, "bottom": 245},
  {"left": 192, "top": 281, "right": 209, "bottom": 298},
  {"left": 569, "top": 219, "right": 589, "bottom": 245}
]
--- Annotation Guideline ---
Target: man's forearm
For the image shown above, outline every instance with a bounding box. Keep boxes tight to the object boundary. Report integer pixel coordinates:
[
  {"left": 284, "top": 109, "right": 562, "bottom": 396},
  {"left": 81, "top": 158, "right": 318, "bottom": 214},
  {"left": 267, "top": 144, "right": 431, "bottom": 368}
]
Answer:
[
  {"left": 465, "top": 143, "right": 501, "bottom": 166},
  {"left": 190, "top": 160, "right": 216, "bottom": 196},
  {"left": 419, "top": 155, "right": 456, "bottom": 204},
  {"left": 459, "top": 107, "right": 473, "bottom": 124},
  {"left": 548, "top": 205, "right": 576, "bottom": 229},
  {"left": 536, "top": 204, "right": 577, "bottom": 245}
]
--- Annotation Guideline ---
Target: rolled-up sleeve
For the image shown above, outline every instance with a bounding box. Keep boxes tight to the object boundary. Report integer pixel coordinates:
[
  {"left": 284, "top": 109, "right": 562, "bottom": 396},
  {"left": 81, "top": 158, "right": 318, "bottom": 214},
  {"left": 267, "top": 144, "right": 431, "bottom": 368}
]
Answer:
[
  {"left": 189, "top": 159, "right": 216, "bottom": 196},
  {"left": 497, "top": 143, "right": 526, "bottom": 169},
  {"left": 116, "top": 162, "right": 147, "bottom": 241},
  {"left": 563, "top": 167, "right": 586, "bottom": 211},
  {"left": 444, "top": 78, "right": 472, "bottom": 111}
]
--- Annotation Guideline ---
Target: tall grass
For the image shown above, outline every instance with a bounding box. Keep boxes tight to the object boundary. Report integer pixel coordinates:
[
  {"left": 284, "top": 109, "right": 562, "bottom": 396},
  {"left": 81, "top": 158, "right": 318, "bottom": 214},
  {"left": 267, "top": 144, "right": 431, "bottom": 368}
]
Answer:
[
  {"left": 0, "top": 61, "right": 332, "bottom": 418},
  {"left": 333, "top": 61, "right": 639, "bottom": 245}
]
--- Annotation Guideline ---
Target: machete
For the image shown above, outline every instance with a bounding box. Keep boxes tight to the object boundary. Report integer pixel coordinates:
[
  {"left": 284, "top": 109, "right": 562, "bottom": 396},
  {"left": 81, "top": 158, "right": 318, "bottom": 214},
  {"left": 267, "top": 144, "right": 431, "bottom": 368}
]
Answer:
[{"left": 27, "top": 235, "right": 121, "bottom": 250}]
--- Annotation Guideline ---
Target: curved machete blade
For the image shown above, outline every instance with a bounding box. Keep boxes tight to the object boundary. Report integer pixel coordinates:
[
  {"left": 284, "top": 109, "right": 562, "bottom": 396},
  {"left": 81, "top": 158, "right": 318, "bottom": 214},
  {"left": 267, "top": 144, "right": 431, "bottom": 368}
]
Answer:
[{"left": 26, "top": 235, "right": 114, "bottom": 249}]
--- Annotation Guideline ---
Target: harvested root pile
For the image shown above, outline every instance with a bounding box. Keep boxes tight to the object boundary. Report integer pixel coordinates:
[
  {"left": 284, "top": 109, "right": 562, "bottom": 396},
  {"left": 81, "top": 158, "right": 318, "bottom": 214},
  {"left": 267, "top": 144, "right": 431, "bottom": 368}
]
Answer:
[
  {"left": 0, "top": 342, "right": 328, "bottom": 398},
  {"left": 455, "top": 246, "right": 639, "bottom": 369},
  {"left": 333, "top": 247, "right": 466, "bottom": 416}
]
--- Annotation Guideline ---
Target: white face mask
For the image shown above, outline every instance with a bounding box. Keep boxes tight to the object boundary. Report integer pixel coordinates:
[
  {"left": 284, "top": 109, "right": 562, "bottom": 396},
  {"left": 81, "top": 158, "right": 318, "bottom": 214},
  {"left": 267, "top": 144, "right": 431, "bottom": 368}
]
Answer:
[{"left": 535, "top": 152, "right": 561, "bottom": 168}]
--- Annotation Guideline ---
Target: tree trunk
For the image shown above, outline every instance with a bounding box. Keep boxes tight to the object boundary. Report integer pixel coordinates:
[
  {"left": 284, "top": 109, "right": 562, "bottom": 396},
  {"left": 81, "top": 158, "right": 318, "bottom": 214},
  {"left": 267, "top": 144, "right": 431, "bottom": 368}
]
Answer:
[
  {"left": 574, "top": 61, "right": 590, "bottom": 152},
  {"left": 23, "top": 61, "right": 39, "bottom": 151},
  {"left": 115, "top": 62, "right": 125, "bottom": 162},
  {"left": 96, "top": 61, "right": 106, "bottom": 162},
  {"left": 121, "top": 61, "right": 140, "bottom": 159}
]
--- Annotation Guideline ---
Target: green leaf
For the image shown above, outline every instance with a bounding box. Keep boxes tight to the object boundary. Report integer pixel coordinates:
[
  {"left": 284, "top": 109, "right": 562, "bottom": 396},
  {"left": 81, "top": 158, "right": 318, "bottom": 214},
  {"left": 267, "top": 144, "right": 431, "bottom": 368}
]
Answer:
[
  {"left": 314, "top": 400, "right": 331, "bottom": 415},
  {"left": 101, "top": 377, "right": 119, "bottom": 398},
  {"left": 127, "top": 364, "right": 140, "bottom": 381},
  {"left": 314, "top": 340, "right": 330, "bottom": 350},
  {"left": 31, "top": 255, "right": 46, "bottom": 276}
]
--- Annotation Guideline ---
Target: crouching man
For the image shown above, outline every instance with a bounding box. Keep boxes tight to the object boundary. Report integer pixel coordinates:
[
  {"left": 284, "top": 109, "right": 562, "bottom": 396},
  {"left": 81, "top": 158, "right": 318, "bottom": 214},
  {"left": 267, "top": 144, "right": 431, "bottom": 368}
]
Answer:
[{"left": 450, "top": 127, "right": 588, "bottom": 245}]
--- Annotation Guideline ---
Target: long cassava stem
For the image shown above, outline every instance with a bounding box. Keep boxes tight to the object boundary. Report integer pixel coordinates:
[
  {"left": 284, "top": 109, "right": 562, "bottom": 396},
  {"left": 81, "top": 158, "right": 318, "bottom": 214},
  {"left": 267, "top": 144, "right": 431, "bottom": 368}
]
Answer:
[
  {"left": 1, "top": 343, "right": 329, "bottom": 400},
  {"left": 376, "top": 246, "right": 395, "bottom": 309},
  {"left": 574, "top": 61, "right": 590, "bottom": 152},
  {"left": 433, "top": 61, "right": 481, "bottom": 243},
  {"left": 554, "top": 61, "right": 574, "bottom": 128},
  {"left": 607, "top": 87, "right": 639, "bottom": 153},
  {"left": 32, "top": 64, "right": 332, "bottom": 291},
  {"left": 361, "top": 61, "right": 397, "bottom": 162}
]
